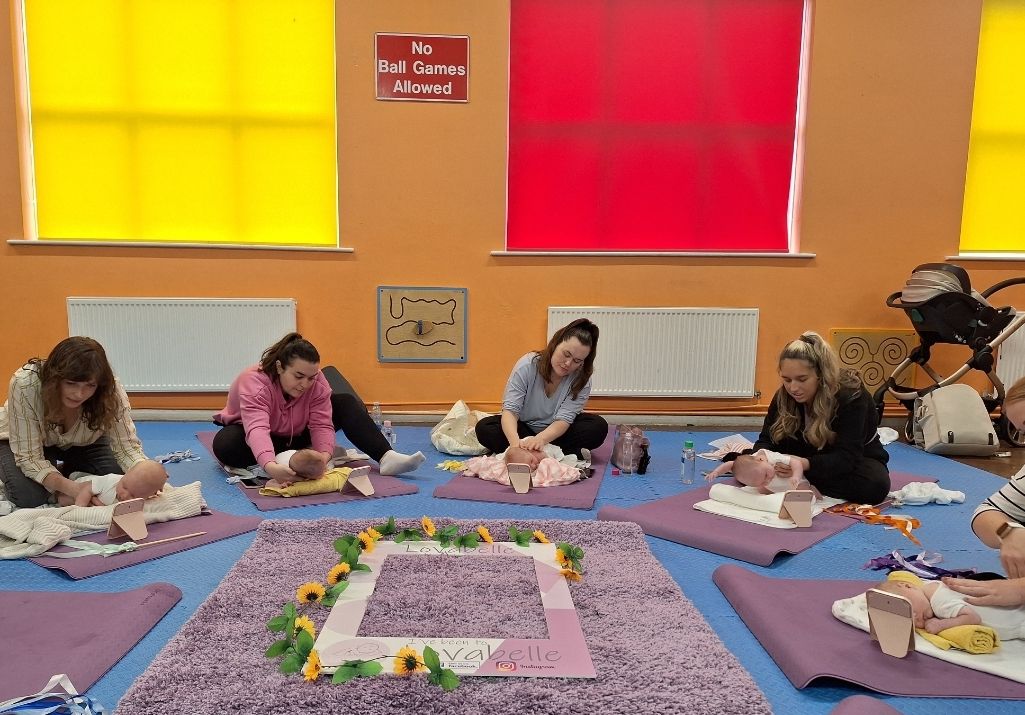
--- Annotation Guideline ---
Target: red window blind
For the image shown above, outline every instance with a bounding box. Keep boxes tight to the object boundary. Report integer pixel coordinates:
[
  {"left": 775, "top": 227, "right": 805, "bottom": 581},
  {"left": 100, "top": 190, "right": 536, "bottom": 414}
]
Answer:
[{"left": 507, "top": 0, "right": 805, "bottom": 252}]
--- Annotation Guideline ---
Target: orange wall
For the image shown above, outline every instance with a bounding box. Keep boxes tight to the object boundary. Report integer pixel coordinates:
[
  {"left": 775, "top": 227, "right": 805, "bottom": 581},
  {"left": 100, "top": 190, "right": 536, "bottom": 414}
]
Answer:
[{"left": 2, "top": 0, "right": 1021, "bottom": 415}]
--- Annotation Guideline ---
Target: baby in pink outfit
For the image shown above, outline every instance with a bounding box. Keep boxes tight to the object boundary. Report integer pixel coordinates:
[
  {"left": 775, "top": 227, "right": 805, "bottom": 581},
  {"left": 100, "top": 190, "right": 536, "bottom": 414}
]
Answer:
[{"left": 463, "top": 445, "right": 582, "bottom": 488}]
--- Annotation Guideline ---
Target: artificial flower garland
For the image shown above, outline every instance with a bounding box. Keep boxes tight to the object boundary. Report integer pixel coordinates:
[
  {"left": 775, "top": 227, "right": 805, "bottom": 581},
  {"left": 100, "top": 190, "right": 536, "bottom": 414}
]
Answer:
[{"left": 264, "top": 516, "right": 586, "bottom": 690}]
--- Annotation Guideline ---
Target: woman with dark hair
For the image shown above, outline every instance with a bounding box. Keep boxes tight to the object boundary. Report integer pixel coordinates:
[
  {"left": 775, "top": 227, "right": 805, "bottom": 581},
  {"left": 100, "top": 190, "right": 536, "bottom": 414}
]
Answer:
[
  {"left": 212, "top": 332, "right": 424, "bottom": 483},
  {"left": 0, "top": 336, "right": 149, "bottom": 508},
  {"left": 721, "top": 331, "right": 890, "bottom": 504},
  {"left": 475, "top": 319, "right": 608, "bottom": 457}
]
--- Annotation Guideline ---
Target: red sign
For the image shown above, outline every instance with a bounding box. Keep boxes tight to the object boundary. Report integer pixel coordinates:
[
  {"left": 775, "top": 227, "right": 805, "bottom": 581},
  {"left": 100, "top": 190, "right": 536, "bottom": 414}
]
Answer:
[{"left": 375, "top": 33, "right": 469, "bottom": 103}]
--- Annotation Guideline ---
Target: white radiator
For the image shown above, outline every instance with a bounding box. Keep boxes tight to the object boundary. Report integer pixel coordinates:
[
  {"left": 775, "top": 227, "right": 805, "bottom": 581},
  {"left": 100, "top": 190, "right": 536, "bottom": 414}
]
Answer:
[
  {"left": 67, "top": 298, "right": 297, "bottom": 392},
  {"left": 547, "top": 307, "right": 759, "bottom": 397}
]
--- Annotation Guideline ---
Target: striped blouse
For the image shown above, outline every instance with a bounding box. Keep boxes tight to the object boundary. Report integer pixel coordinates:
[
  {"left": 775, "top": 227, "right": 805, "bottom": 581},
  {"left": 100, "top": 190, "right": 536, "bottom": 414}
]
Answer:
[
  {"left": 973, "top": 464, "right": 1025, "bottom": 526},
  {"left": 0, "top": 365, "right": 147, "bottom": 484}
]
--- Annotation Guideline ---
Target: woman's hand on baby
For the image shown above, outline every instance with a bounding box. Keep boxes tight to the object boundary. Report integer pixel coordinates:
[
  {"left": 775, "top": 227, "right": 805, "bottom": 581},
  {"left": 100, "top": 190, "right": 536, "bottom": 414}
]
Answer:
[
  {"left": 518, "top": 435, "right": 545, "bottom": 451},
  {"left": 942, "top": 576, "right": 1025, "bottom": 607},
  {"left": 265, "top": 462, "right": 296, "bottom": 486}
]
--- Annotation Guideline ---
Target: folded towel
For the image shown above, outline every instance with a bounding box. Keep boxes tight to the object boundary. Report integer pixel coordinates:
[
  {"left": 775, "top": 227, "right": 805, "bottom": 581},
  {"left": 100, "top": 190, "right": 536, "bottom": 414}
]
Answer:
[
  {"left": 917, "top": 624, "right": 1000, "bottom": 654},
  {"left": 259, "top": 467, "right": 354, "bottom": 497}
]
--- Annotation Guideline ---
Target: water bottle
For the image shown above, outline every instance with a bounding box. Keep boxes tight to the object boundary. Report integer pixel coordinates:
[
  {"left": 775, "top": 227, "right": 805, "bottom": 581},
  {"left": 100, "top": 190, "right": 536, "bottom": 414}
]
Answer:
[
  {"left": 681, "top": 440, "right": 696, "bottom": 484},
  {"left": 370, "top": 402, "right": 383, "bottom": 429},
  {"left": 620, "top": 431, "right": 637, "bottom": 474},
  {"left": 382, "top": 419, "right": 397, "bottom": 447}
]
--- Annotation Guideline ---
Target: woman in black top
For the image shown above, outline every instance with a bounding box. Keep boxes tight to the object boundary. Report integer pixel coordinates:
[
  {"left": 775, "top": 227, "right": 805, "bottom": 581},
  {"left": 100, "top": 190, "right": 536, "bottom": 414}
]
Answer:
[{"left": 726, "top": 332, "right": 890, "bottom": 504}]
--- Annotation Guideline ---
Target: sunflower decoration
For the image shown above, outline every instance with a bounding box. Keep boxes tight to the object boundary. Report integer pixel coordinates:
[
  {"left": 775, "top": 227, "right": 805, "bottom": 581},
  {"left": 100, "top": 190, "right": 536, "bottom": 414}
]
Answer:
[
  {"left": 296, "top": 582, "right": 326, "bottom": 604},
  {"left": 476, "top": 525, "right": 493, "bottom": 544},
  {"left": 560, "top": 568, "right": 583, "bottom": 582},
  {"left": 366, "top": 526, "right": 383, "bottom": 541},
  {"left": 532, "top": 529, "right": 550, "bottom": 544},
  {"left": 393, "top": 645, "right": 428, "bottom": 676},
  {"left": 304, "top": 649, "right": 322, "bottom": 682},
  {"left": 294, "top": 614, "right": 316, "bottom": 638},
  {"left": 554, "top": 548, "right": 569, "bottom": 567},
  {"left": 421, "top": 516, "right": 437, "bottom": 538},
  {"left": 357, "top": 531, "right": 376, "bottom": 554},
  {"left": 326, "top": 562, "right": 351, "bottom": 585}
]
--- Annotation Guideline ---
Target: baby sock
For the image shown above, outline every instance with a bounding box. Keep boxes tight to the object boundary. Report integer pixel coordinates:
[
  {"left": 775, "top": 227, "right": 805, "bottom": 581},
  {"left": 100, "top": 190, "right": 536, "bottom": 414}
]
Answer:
[{"left": 379, "top": 449, "right": 426, "bottom": 476}]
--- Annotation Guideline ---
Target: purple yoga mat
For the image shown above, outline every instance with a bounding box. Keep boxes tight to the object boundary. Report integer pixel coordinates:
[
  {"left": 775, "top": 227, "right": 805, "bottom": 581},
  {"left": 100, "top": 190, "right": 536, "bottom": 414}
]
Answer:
[
  {"left": 713, "top": 564, "right": 1025, "bottom": 699},
  {"left": 432, "top": 429, "right": 613, "bottom": 510},
  {"left": 196, "top": 431, "right": 418, "bottom": 511},
  {"left": 829, "top": 695, "right": 904, "bottom": 715},
  {"left": 0, "top": 582, "right": 181, "bottom": 701},
  {"left": 29, "top": 509, "right": 262, "bottom": 579},
  {"left": 597, "top": 471, "right": 935, "bottom": 566}
]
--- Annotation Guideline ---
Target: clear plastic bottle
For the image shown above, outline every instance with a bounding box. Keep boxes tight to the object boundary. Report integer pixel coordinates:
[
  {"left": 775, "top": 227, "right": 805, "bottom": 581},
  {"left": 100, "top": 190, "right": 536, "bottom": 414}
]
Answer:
[
  {"left": 382, "top": 419, "right": 397, "bottom": 447},
  {"left": 620, "top": 431, "right": 636, "bottom": 474},
  {"left": 370, "top": 402, "right": 383, "bottom": 429},
  {"left": 681, "top": 440, "right": 696, "bottom": 484}
]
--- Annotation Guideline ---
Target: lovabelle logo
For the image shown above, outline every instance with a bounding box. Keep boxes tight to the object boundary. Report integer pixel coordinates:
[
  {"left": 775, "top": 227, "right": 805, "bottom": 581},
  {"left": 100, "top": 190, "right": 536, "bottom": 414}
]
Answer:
[{"left": 495, "top": 661, "right": 517, "bottom": 672}]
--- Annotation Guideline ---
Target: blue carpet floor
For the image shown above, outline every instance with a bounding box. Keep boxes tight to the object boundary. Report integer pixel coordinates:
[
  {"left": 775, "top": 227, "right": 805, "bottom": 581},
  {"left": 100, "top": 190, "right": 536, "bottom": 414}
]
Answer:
[{"left": 0, "top": 422, "right": 1019, "bottom": 714}]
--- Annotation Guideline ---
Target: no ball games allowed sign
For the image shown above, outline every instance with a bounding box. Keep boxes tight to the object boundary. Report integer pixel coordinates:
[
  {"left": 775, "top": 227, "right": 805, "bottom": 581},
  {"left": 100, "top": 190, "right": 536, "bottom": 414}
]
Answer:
[{"left": 376, "top": 33, "right": 469, "bottom": 102}]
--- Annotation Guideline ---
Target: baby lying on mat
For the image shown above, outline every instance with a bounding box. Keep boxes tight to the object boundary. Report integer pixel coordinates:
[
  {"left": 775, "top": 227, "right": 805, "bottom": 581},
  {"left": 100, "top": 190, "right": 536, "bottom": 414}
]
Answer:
[
  {"left": 462, "top": 445, "right": 582, "bottom": 488},
  {"left": 271, "top": 448, "right": 328, "bottom": 487},
  {"left": 873, "top": 572, "right": 1025, "bottom": 640},
  {"left": 707, "top": 449, "right": 819, "bottom": 497},
  {"left": 59, "top": 459, "right": 169, "bottom": 506}
]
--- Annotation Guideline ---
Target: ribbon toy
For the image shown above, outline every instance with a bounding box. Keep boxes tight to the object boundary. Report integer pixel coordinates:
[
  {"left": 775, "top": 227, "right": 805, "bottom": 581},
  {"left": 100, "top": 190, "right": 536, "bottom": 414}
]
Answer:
[{"left": 828, "top": 503, "right": 922, "bottom": 545}]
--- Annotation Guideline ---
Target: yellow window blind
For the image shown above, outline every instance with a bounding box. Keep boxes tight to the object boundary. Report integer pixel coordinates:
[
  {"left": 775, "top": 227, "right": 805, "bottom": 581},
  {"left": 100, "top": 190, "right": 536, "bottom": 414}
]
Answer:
[
  {"left": 960, "top": 0, "right": 1025, "bottom": 254},
  {"left": 23, "top": 0, "right": 337, "bottom": 246}
]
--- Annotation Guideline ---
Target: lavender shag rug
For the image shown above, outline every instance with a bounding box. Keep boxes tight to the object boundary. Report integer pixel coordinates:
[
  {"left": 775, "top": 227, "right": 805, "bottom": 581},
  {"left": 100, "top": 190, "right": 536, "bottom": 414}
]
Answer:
[{"left": 114, "top": 518, "right": 771, "bottom": 715}]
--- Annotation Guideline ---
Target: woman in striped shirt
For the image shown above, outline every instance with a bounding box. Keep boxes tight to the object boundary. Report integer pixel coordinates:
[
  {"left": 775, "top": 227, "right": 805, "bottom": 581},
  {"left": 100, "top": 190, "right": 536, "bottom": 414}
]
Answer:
[
  {"left": 945, "top": 376, "right": 1025, "bottom": 607},
  {"left": 0, "top": 337, "right": 148, "bottom": 509}
]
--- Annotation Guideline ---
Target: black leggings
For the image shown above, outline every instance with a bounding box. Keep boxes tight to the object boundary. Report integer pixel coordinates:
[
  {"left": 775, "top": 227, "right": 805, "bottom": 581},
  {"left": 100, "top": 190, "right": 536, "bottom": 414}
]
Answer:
[
  {"left": 0, "top": 437, "right": 122, "bottom": 508},
  {"left": 474, "top": 413, "right": 609, "bottom": 458},
  {"left": 810, "top": 458, "right": 891, "bottom": 505},
  {"left": 211, "top": 393, "right": 391, "bottom": 468}
]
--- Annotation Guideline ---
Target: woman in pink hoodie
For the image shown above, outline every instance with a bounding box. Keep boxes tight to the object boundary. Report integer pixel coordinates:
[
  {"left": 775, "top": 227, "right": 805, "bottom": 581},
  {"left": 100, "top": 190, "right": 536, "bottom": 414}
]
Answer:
[{"left": 212, "top": 333, "right": 424, "bottom": 482}]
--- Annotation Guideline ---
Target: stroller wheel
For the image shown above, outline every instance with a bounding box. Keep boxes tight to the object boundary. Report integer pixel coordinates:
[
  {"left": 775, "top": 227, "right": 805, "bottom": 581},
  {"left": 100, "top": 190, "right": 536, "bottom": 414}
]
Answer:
[{"left": 997, "top": 414, "right": 1025, "bottom": 448}]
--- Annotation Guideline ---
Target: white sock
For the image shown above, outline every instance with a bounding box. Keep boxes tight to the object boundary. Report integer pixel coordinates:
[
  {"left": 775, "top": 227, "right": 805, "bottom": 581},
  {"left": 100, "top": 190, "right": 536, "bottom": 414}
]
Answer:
[{"left": 378, "top": 450, "right": 426, "bottom": 476}]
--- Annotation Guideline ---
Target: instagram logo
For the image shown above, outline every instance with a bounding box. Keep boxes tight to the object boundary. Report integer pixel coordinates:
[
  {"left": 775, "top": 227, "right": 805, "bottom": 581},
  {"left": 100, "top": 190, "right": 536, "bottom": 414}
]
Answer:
[{"left": 496, "top": 661, "right": 517, "bottom": 672}]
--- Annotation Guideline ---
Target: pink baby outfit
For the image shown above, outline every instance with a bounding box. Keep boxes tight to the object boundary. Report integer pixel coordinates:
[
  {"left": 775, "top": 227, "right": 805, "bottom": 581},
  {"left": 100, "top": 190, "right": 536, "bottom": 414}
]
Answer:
[{"left": 462, "top": 455, "right": 582, "bottom": 488}]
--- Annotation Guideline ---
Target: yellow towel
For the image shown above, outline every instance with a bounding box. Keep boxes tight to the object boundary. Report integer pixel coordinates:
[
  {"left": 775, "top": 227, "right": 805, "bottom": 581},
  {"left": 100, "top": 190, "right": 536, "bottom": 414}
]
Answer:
[
  {"left": 916, "top": 624, "right": 1000, "bottom": 654},
  {"left": 886, "top": 570, "right": 924, "bottom": 587},
  {"left": 259, "top": 467, "right": 353, "bottom": 497}
]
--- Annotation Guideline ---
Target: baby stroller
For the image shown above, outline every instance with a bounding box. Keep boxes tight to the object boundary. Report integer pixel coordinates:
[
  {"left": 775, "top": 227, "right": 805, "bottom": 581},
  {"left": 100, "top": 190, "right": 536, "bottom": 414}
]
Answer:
[{"left": 873, "top": 263, "right": 1025, "bottom": 446}]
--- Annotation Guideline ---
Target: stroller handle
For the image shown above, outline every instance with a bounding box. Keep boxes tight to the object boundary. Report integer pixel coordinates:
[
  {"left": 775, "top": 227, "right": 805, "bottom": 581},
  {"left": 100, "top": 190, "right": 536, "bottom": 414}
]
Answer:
[{"left": 980, "top": 276, "right": 1025, "bottom": 299}]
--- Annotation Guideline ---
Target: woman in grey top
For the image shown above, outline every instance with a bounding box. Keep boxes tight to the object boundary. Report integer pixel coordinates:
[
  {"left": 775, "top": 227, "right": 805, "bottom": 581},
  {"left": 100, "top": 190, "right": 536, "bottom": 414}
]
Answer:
[{"left": 475, "top": 319, "right": 608, "bottom": 458}]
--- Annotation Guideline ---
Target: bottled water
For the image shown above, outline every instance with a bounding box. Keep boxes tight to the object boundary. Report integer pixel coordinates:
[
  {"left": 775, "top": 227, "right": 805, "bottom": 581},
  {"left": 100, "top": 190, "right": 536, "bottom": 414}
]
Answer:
[
  {"left": 681, "top": 440, "right": 696, "bottom": 484},
  {"left": 370, "top": 402, "right": 383, "bottom": 428},
  {"left": 382, "top": 419, "right": 397, "bottom": 447},
  {"left": 620, "top": 431, "right": 637, "bottom": 474}
]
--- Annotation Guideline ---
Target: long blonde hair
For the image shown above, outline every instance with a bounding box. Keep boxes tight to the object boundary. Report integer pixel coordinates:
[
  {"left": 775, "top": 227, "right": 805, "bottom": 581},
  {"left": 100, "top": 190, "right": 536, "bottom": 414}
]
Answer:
[{"left": 770, "top": 332, "right": 861, "bottom": 449}]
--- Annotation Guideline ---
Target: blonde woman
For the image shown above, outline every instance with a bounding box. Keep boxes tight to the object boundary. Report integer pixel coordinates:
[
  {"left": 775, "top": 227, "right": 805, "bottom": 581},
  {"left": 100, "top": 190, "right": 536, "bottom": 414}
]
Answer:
[{"left": 721, "top": 332, "right": 890, "bottom": 504}]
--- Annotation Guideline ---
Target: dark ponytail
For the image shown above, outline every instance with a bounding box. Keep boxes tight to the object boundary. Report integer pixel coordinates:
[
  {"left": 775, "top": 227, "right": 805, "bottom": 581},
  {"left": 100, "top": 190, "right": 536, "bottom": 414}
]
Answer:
[
  {"left": 259, "top": 333, "right": 321, "bottom": 379},
  {"left": 536, "top": 318, "right": 599, "bottom": 399}
]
